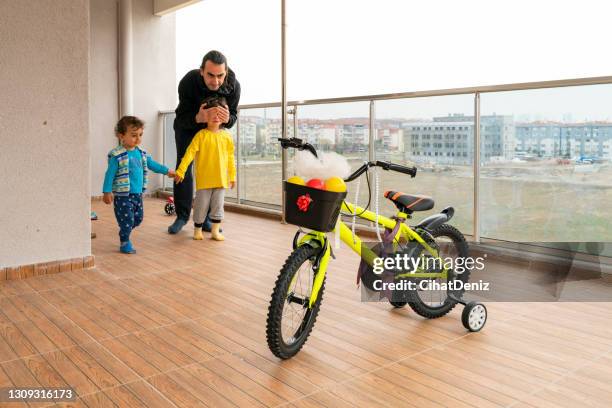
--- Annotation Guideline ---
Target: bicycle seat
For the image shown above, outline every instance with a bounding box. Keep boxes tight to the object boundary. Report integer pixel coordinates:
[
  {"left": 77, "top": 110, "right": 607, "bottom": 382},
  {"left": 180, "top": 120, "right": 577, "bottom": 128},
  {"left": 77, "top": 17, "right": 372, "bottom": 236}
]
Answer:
[{"left": 384, "top": 190, "right": 434, "bottom": 212}]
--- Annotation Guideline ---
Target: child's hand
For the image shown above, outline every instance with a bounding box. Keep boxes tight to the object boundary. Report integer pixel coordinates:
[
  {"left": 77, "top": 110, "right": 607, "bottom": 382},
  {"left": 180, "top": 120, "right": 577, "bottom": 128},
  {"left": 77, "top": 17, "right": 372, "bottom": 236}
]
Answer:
[
  {"left": 167, "top": 169, "right": 176, "bottom": 177},
  {"left": 103, "top": 192, "right": 113, "bottom": 204},
  {"left": 229, "top": 181, "right": 235, "bottom": 189},
  {"left": 174, "top": 174, "right": 184, "bottom": 184}
]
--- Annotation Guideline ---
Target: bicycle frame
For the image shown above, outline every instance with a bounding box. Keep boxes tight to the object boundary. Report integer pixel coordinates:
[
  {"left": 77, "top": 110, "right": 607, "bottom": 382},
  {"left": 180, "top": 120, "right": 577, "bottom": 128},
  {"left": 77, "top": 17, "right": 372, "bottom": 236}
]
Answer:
[{"left": 297, "top": 200, "right": 449, "bottom": 308}]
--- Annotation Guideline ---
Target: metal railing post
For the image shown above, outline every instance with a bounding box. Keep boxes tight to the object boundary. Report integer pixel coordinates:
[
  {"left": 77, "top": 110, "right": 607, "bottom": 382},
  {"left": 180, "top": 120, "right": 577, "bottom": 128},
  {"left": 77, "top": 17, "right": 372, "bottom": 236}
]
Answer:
[
  {"left": 369, "top": 100, "right": 376, "bottom": 162},
  {"left": 293, "top": 105, "right": 298, "bottom": 142},
  {"left": 474, "top": 92, "right": 481, "bottom": 243},
  {"left": 280, "top": 0, "right": 287, "bottom": 223},
  {"left": 161, "top": 114, "right": 166, "bottom": 189},
  {"left": 236, "top": 113, "right": 241, "bottom": 204}
]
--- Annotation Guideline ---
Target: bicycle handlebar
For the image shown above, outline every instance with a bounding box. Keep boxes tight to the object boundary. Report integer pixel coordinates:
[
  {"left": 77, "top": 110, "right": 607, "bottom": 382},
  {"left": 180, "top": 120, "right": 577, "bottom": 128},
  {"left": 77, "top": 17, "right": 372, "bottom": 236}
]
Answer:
[
  {"left": 377, "top": 161, "right": 418, "bottom": 178},
  {"left": 278, "top": 137, "right": 318, "bottom": 158},
  {"left": 278, "top": 137, "right": 417, "bottom": 181},
  {"left": 344, "top": 161, "right": 417, "bottom": 182}
]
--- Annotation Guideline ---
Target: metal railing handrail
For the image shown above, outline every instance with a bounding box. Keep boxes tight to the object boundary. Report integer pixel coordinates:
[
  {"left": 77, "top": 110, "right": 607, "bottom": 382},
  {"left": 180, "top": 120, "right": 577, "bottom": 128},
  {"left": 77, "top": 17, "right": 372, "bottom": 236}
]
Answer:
[{"left": 160, "top": 74, "right": 612, "bottom": 113}]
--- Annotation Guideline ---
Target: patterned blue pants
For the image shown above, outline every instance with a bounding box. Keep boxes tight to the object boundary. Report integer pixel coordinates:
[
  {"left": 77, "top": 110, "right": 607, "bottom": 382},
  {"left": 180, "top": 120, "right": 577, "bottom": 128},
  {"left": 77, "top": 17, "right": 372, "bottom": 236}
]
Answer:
[{"left": 113, "top": 193, "right": 144, "bottom": 243}]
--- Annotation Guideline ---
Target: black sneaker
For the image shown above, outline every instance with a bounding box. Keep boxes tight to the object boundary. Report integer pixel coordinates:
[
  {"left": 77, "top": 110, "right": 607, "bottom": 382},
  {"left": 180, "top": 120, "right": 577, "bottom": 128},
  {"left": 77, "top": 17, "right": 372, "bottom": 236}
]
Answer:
[{"left": 168, "top": 218, "right": 187, "bottom": 234}]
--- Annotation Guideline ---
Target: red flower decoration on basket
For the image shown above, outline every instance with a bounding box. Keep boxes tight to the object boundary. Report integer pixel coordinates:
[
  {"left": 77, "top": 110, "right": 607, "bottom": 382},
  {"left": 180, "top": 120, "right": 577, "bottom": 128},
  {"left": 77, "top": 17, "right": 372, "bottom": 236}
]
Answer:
[{"left": 296, "top": 194, "right": 313, "bottom": 212}]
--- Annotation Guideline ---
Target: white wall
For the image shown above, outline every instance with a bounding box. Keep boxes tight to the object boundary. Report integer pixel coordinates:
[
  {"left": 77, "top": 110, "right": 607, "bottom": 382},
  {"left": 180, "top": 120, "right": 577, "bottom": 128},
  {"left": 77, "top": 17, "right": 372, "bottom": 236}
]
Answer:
[
  {"left": 154, "top": 0, "right": 201, "bottom": 16},
  {"left": 132, "top": 0, "right": 176, "bottom": 187},
  {"left": 0, "top": 0, "right": 176, "bottom": 268},
  {"left": 90, "top": 0, "right": 176, "bottom": 197},
  {"left": 90, "top": 0, "right": 120, "bottom": 198},
  {"left": 0, "top": 1, "right": 91, "bottom": 268}
]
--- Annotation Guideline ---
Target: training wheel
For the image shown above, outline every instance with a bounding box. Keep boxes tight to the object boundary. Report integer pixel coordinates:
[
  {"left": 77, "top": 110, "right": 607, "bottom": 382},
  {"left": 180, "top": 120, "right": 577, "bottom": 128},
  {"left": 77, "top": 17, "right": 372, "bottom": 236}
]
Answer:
[
  {"left": 164, "top": 202, "right": 175, "bottom": 216},
  {"left": 462, "top": 302, "right": 487, "bottom": 332}
]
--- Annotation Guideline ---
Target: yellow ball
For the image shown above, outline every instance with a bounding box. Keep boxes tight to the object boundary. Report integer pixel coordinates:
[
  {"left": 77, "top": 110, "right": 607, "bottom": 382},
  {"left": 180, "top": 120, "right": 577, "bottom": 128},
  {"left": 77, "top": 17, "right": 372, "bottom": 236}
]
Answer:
[
  {"left": 325, "top": 176, "right": 346, "bottom": 192},
  {"left": 287, "top": 176, "right": 305, "bottom": 185}
]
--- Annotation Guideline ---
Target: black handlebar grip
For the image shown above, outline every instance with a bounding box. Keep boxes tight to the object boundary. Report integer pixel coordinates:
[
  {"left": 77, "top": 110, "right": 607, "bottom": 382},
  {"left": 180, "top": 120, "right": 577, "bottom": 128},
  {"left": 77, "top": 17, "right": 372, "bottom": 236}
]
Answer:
[
  {"left": 277, "top": 137, "right": 318, "bottom": 158},
  {"left": 387, "top": 162, "right": 417, "bottom": 178}
]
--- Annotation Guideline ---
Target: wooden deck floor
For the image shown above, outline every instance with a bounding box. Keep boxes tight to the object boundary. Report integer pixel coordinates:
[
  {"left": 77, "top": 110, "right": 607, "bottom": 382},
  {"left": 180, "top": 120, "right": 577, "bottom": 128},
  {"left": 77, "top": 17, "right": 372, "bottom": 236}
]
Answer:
[{"left": 1, "top": 197, "right": 611, "bottom": 407}]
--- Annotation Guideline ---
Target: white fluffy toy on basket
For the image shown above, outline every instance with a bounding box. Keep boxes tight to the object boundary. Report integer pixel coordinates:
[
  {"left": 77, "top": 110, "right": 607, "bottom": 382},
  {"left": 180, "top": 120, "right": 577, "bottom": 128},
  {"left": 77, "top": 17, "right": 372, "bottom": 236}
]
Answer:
[{"left": 292, "top": 150, "right": 351, "bottom": 186}]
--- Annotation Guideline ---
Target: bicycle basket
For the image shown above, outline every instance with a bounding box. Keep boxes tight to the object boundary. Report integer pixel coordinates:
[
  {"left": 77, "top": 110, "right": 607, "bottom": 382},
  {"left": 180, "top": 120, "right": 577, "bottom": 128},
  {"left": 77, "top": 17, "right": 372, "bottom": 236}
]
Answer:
[{"left": 284, "top": 181, "right": 347, "bottom": 232}]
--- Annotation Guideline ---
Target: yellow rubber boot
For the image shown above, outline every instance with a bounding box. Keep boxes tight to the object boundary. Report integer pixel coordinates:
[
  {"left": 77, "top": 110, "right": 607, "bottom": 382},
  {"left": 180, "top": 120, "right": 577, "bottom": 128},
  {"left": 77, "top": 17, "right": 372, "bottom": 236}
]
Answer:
[
  {"left": 193, "top": 227, "right": 203, "bottom": 240},
  {"left": 211, "top": 223, "right": 225, "bottom": 241}
]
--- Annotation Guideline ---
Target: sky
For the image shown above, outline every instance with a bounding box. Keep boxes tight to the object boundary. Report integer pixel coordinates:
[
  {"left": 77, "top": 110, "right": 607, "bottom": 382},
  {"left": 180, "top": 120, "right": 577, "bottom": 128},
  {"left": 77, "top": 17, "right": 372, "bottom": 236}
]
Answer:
[{"left": 176, "top": 0, "right": 612, "bottom": 121}]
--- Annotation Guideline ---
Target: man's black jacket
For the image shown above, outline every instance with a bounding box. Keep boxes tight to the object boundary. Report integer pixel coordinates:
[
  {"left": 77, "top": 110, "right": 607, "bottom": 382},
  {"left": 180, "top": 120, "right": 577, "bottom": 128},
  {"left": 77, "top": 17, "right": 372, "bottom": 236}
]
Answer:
[{"left": 173, "top": 67, "right": 241, "bottom": 134}]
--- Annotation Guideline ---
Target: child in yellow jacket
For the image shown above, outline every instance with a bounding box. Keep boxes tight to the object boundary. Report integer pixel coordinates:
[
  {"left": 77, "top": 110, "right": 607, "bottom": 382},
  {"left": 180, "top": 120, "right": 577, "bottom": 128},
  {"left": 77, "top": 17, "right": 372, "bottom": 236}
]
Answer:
[{"left": 174, "top": 96, "right": 236, "bottom": 241}]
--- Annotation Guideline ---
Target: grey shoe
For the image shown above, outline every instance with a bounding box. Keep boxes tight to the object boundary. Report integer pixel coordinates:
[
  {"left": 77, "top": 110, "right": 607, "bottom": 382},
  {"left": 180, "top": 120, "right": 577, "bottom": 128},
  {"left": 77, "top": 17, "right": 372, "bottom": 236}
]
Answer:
[{"left": 168, "top": 218, "right": 187, "bottom": 234}]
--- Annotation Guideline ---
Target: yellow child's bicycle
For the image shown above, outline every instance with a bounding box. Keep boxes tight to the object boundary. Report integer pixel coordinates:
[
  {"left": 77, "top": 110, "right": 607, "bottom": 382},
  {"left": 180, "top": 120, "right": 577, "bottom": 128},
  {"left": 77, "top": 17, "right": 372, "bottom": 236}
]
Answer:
[{"left": 266, "top": 138, "right": 487, "bottom": 359}]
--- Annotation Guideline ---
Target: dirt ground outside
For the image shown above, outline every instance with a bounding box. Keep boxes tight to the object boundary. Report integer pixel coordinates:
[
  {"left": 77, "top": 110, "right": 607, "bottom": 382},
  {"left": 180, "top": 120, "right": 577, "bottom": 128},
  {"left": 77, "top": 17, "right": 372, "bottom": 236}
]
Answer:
[{"left": 239, "top": 158, "right": 612, "bottom": 245}]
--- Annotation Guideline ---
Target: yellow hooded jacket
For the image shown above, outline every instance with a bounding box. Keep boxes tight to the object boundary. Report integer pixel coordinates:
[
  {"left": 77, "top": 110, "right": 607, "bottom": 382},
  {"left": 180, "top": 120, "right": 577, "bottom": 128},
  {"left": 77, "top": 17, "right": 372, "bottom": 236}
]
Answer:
[{"left": 176, "top": 129, "right": 236, "bottom": 189}]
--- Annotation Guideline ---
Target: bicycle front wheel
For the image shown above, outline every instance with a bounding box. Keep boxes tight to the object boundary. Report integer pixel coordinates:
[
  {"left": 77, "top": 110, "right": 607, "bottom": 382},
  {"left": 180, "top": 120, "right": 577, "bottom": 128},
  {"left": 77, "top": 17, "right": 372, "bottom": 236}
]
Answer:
[{"left": 266, "top": 244, "right": 325, "bottom": 359}]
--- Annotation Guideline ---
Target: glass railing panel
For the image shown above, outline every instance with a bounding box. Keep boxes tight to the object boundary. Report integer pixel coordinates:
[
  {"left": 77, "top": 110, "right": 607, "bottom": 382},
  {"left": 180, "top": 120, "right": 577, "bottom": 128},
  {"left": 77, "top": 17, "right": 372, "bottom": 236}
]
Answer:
[
  {"left": 480, "top": 84, "right": 612, "bottom": 245},
  {"left": 238, "top": 107, "right": 283, "bottom": 206},
  {"left": 375, "top": 95, "right": 475, "bottom": 235},
  {"left": 225, "top": 124, "right": 238, "bottom": 200},
  {"left": 162, "top": 112, "right": 176, "bottom": 190},
  {"left": 161, "top": 111, "right": 238, "bottom": 199},
  {"left": 290, "top": 102, "right": 370, "bottom": 214}
]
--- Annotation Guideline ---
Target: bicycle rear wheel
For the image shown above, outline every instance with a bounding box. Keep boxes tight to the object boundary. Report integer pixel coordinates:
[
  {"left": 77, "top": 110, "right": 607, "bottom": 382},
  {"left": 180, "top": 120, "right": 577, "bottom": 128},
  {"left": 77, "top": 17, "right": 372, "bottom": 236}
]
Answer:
[
  {"left": 407, "top": 223, "right": 470, "bottom": 318},
  {"left": 266, "top": 245, "right": 325, "bottom": 359}
]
